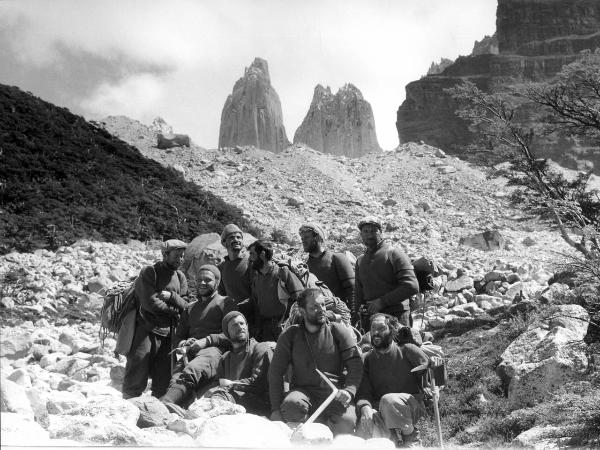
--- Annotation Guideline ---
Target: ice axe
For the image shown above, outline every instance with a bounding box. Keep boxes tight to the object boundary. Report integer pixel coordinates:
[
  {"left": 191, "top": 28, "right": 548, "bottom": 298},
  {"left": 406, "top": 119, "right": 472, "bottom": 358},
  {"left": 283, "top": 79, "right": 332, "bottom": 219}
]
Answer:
[
  {"left": 412, "top": 362, "right": 444, "bottom": 449},
  {"left": 291, "top": 369, "right": 339, "bottom": 439}
]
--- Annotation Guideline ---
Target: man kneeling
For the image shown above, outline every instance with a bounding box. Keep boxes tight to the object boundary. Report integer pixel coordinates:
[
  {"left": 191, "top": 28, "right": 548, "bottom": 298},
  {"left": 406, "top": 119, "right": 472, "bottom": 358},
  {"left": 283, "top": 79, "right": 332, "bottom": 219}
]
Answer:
[
  {"left": 206, "top": 311, "right": 274, "bottom": 416},
  {"left": 356, "top": 313, "right": 429, "bottom": 447}
]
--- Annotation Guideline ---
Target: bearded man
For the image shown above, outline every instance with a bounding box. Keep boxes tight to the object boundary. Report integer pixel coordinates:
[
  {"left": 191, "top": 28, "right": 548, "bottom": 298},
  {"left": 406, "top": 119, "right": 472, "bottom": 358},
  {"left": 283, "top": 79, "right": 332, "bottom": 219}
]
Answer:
[
  {"left": 248, "top": 239, "right": 303, "bottom": 341},
  {"left": 298, "top": 223, "right": 356, "bottom": 319},
  {"left": 160, "top": 264, "right": 235, "bottom": 409},
  {"left": 268, "top": 288, "right": 363, "bottom": 435},
  {"left": 122, "top": 239, "right": 189, "bottom": 399},
  {"left": 356, "top": 313, "right": 430, "bottom": 447},
  {"left": 206, "top": 311, "right": 274, "bottom": 416}
]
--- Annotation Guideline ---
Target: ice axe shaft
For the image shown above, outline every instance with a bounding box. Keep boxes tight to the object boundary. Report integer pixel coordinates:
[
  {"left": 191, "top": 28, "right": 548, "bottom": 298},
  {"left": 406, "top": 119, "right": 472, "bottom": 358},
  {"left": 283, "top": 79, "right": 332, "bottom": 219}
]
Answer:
[
  {"left": 411, "top": 363, "right": 444, "bottom": 448},
  {"left": 293, "top": 369, "right": 338, "bottom": 435}
]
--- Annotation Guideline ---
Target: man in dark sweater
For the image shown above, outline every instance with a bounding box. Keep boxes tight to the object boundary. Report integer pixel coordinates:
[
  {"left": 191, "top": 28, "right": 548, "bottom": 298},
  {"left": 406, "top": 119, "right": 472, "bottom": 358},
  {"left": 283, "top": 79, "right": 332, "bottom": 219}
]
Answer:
[
  {"left": 160, "top": 264, "right": 236, "bottom": 409},
  {"left": 206, "top": 311, "right": 274, "bottom": 416},
  {"left": 218, "top": 224, "right": 253, "bottom": 306},
  {"left": 355, "top": 216, "right": 419, "bottom": 327},
  {"left": 122, "top": 239, "right": 189, "bottom": 399},
  {"left": 268, "top": 288, "right": 363, "bottom": 435},
  {"left": 299, "top": 223, "right": 357, "bottom": 320},
  {"left": 356, "top": 314, "right": 430, "bottom": 447},
  {"left": 248, "top": 240, "right": 303, "bottom": 341}
]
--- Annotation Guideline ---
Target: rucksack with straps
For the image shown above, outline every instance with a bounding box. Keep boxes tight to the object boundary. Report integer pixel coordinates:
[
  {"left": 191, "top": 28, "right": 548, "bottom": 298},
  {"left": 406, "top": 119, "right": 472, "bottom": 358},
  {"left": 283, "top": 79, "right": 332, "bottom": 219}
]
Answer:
[{"left": 411, "top": 256, "right": 441, "bottom": 293}]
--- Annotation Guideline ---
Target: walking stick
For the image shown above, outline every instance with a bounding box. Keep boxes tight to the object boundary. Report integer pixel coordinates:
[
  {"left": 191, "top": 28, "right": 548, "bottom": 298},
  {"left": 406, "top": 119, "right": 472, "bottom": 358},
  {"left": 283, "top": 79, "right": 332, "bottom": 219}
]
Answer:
[
  {"left": 169, "top": 317, "right": 176, "bottom": 374},
  {"left": 412, "top": 363, "right": 444, "bottom": 449}
]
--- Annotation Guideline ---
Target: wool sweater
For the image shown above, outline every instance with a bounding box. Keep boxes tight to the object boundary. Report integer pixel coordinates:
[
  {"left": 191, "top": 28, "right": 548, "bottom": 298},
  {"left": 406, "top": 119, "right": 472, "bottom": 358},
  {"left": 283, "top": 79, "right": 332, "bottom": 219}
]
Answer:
[
  {"left": 307, "top": 249, "right": 356, "bottom": 311},
  {"left": 268, "top": 322, "right": 363, "bottom": 412},
  {"left": 136, "top": 262, "right": 188, "bottom": 336},
  {"left": 174, "top": 291, "right": 236, "bottom": 344},
  {"left": 218, "top": 251, "right": 252, "bottom": 302},
  {"left": 356, "top": 342, "right": 429, "bottom": 409},
  {"left": 251, "top": 262, "right": 303, "bottom": 319},
  {"left": 355, "top": 242, "right": 419, "bottom": 314}
]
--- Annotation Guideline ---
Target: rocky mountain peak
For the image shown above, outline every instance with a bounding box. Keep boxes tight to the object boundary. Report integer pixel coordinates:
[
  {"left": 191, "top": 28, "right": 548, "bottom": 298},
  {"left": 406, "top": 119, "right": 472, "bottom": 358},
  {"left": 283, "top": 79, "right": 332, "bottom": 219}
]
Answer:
[
  {"left": 218, "top": 57, "right": 290, "bottom": 152},
  {"left": 150, "top": 116, "right": 173, "bottom": 135},
  {"left": 293, "top": 83, "right": 380, "bottom": 157},
  {"left": 244, "top": 57, "right": 270, "bottom": 84}
]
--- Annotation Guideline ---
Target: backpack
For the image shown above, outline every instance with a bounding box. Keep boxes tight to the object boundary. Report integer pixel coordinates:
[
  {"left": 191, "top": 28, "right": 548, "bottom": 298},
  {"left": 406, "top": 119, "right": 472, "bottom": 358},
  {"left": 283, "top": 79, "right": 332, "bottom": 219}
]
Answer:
[{"left": 411, "top": 256, "right": 440, "bottom": 293}]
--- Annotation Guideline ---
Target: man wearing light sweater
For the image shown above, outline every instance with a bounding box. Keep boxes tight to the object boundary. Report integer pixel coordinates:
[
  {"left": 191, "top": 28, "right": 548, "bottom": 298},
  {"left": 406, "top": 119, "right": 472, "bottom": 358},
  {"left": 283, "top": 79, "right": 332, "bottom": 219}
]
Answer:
[
  {"left": 268, "top": 288, "right": 363, "bottom": 435},
  {"left": 355, "top": 216, "right": 419, "bottom": 327}
]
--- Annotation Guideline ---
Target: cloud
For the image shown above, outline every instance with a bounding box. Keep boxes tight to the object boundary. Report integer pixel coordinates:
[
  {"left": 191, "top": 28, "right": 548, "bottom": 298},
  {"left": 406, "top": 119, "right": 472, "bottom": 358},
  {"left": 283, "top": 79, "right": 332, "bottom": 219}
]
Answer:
[{"left": 80, "top": 73, "right": 166, "bottom": 121}]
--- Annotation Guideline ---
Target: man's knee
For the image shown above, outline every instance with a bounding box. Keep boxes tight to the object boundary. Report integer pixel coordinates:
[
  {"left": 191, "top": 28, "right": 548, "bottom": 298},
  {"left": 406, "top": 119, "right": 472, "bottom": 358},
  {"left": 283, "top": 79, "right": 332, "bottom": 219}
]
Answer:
[
  {"left": 281, "top": 390, "right": 311, "bottom": 423},
  {"left": 327, "top": 405, "right": 356, "bottom": 435}
]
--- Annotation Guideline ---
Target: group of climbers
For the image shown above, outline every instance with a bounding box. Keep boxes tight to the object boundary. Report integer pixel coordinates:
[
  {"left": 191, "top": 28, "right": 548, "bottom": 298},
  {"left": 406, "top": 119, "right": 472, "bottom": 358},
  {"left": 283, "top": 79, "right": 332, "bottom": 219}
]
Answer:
[{"left": 118, "top": 218, "right": 438, "bottom": 447}]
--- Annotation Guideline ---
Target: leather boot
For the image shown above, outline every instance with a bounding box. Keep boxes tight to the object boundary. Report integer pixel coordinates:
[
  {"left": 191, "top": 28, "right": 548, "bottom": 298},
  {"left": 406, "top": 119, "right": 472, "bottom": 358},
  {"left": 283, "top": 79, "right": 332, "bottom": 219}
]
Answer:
[
  {"left": 401, "top": 428, "right": 421, "bottom": 448},
  {"left": 160, "top": 383, "right": 189, "bottom": 407}
]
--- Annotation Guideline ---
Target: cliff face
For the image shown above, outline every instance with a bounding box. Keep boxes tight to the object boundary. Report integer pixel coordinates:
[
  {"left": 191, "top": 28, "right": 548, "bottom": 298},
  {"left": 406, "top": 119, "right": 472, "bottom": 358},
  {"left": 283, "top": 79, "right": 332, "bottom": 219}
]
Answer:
[
  {"left": 397, "top": 0, "right": 600, "bottom": 172},
  {"left": 219, "top": 57, "right": 290, "bottom": 152},
  {"left": 293, "top": 84, "right": 380, "bottom": 157}
]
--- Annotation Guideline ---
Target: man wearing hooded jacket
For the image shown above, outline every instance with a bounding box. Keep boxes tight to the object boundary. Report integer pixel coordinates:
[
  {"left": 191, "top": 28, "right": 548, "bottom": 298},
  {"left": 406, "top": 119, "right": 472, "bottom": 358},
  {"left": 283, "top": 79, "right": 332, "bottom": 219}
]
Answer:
[
  {"left": 122, "top": 239, "right": 189, "bottom": 399},
  {"left": 206, "top": 311, "right": 274, "bottom": 416}
]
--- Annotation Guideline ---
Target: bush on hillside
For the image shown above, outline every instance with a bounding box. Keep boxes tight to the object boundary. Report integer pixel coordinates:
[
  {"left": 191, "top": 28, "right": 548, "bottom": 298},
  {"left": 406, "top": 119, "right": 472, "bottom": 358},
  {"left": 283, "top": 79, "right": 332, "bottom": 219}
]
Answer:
[{"left": 0, "top": 85, "right": 260, "bottom": 254}]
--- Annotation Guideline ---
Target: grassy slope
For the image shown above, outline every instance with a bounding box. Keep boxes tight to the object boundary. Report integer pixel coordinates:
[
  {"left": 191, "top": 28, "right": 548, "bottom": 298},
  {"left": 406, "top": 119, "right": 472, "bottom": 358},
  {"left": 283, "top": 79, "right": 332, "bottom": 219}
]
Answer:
[{"left": 0, "top": 85, "right": 257, "bottom": 254}]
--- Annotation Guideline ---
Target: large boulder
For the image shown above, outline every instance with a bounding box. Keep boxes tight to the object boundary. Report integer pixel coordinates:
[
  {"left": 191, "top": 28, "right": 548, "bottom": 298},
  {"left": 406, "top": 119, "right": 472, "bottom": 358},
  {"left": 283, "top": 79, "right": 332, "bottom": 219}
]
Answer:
[
  {"left": 0, "top": 326, "right": 33, "bottom": 359},
  {"left": 194, "top": 413, "right": 292, "bottom": 448},
  {"left": 1, "top": 412, "right": 53, "bottom": 446},
  {"left": 0, "top": 378, "right": 34, "bottom": 419},
  {"left": 218, "top": 57, "right": 290, "bottom": 152},
  {"left": 128, "top": 395, "right": 172, "bottom": 428},
  {"left": 157, "top": 133, "right": 190, "bottom": 149},
  {"left": 293, "top": 84, "right": 381, "bottom": 157},
  {"left": 497, "top": 304, "right": 589, "bottom": 408},
  {"left": 47, "top": 414, "right": 141, "bottom": 445},
  {"left": 459, "top": 230, "right": 506, "bottom": 251},
  {"left": 182, "top": 232, "right": 256, "bottom": 292}
]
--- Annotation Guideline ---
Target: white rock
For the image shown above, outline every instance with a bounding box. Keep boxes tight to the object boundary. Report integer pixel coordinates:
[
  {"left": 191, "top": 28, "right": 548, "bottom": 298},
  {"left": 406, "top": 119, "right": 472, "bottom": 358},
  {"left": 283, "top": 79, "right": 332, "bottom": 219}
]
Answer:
[
  {"left": 46, "top": 390, "right": 87, "bottom": 414},
  {"left": 497, "top": 305, "right": 589, "bottom": 408},
  {"left": 0, "top": 378, "right": 34, "bottom": 419},
  {"left": 7, "top": 368, "right": 32, "bottom": 387},
  {"left": 195, "top": 413, "right": 292, "bottom": 448},
  {"left": 445, "top": 275, "right": 474, "bottom": 292},
  {"left": 1, "top": 412, "right": 50, "bottom": 446},
  {"left": 65, "top": 395, "right": 140, "bottom": 426},
  {"left": 48, "top": 414, "right": 141, "bottom": 445},
  {"left": 291, "top": 422, "right": 333, "bottom": 445}
]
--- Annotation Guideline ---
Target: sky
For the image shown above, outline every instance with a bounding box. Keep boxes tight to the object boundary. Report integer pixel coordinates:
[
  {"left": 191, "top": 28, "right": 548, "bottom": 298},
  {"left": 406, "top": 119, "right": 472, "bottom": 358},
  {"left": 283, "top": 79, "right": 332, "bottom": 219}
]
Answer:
[{"left": 0, "top": 0, "right": 497, "bottom": 150}]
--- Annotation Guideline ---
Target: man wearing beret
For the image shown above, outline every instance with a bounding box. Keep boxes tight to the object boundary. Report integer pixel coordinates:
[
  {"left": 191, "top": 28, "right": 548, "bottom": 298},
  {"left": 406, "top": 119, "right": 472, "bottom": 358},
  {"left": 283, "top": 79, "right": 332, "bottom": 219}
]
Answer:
[
  {"left": 355, "top": 217, "right": 419, "bottom": 328},
  {"left": 122, "top": 239, "right": 189, "bottom": 399},
  {"left": 205, "top": 311, "right": 274, "bottom": 416},
  {"left": 299, "top": 223, "right": 356, "bottom": 320},
  {"left": 160, "top": 264, "right": 236, "bottom": 409}
]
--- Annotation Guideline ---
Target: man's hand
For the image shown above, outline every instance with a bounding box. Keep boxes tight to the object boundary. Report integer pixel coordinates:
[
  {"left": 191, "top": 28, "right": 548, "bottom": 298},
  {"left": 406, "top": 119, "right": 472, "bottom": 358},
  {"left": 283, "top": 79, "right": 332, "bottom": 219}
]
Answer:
[
  {"left": 159, "top": 290, "right": 172, "bottom": 301},
  {"left": 270, "top": 410, "right": 284, "bottom": 422},
  {"left": 189, "top": 337, "right": 209, "bottom": 353},
  {"left": 179, "top": 338, "right": 196, "bottom": 348},
  {"left": 358, "top": 404, "right": 374, "bottom": 437},
  {"left": 334, "top": 389, "right": 352, "bottom": 408},
  {"left": 219, "top": 378, "right": 234, "bottom": 388},
  {"left": 366, "top": 298, "right": 384, "bottom": 314}
]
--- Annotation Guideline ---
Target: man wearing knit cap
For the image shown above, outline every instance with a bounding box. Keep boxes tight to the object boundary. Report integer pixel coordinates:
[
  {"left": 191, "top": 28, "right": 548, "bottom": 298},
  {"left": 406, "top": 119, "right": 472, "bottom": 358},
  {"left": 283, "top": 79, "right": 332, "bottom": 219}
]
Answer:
[
  {"left": 160, "top": 264, "right": 236, "bottom": 409},
  {"left": 205, "top": 311, "right": 274, "bottom": 416},
  {"left": 218, "top": 224, "right": 253, "bottom": 310},
  {"left": 299, "top": 223, "right": 356, "bottom": 320},
  {"left": 355, "top": 217, "right": 419, "bottom": 328},
  {"left": 122, "top": 239, "right": 189, "bottom": 399}
]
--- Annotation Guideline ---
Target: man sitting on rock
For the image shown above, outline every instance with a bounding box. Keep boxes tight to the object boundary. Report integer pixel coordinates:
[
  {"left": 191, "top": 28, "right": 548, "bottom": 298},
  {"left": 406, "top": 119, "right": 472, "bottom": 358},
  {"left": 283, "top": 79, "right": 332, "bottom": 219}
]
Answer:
[
  {"left": 122, "top": 239, "right": 189, "bottom": 399},
  {"left": 218, "top": 224, "right": 253, "bottom": 318},
  {"left": 355, "top": 216, "right": 419, "bottom": 328},
  {"left": 356, "top": 313, "right": 432, "bottom": 447},
  {"left": 299, "top": 223, "right": 357, "bottom": 321},
  {"left": 268, "top": 288, "right": 363, "bottom": 435},
  {"left": 205, "top": 311, "right": 274, "bottom": 416},
  {"left": 248, "top": 240, "right": 303, "bottom": 341},
  {"left": 160, "top": 264, "right": 236, "bottom": 410}
]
